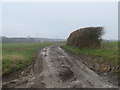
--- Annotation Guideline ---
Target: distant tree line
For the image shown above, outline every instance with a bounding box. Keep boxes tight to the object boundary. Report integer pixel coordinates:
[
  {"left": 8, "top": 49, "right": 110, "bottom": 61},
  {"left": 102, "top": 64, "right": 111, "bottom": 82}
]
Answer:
[
  {"left": 1, "top": 36, "right": 65, "bottom": 43},
  {"left": 2, "top": 36, "right": 36, "bottom": 43}
]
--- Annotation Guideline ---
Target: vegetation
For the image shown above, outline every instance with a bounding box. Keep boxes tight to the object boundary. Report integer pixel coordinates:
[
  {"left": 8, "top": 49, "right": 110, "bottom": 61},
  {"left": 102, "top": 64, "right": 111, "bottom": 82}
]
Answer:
[
  {"left": 2, "top": 36, "right": 65, "bottom": 43},
  {"left": 64, "top": 41, "right": 118, "bottom": 64},
  {"left": 62, "top": 41, "right": 119, "bottom": 78},
  {"left": 67, "top": 27, "right": 104, "bottom": 48},
  {"left": 66, "top": 26, "right": 119, "bottom": 80},
  {"left": 2, "top": 43, "right": 53, "bottom": 75}
]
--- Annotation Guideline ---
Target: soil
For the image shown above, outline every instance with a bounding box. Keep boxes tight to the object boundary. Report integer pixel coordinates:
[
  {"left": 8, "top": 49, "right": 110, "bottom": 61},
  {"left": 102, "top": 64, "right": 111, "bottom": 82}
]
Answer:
[{"left": 2, "top": 45, "right": 119, "bottom": 88}]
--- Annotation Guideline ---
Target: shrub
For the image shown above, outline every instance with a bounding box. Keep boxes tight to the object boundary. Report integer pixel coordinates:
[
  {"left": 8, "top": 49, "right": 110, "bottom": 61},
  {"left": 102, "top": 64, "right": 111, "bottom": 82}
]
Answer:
[{"left": 67, "top": 27, "right": 104, "bottom": 49}]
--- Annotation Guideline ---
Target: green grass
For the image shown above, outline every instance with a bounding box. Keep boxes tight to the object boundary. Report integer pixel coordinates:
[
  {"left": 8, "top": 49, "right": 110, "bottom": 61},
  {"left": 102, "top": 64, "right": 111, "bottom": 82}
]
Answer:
[
  {"left": 2, "top": 42, "right": 53, "bottom": 75},
  {"left": 62, "top": 41, "right": 118, "bottom": 66},
  {"left": 62, "top": 41, "right": 119, "bottom": 79}
]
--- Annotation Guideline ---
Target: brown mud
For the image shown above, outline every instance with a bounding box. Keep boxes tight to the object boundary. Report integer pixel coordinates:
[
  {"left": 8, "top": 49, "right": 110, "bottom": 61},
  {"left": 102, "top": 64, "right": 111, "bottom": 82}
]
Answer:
[{"left": 2, "top": 45, "right": 119, "bottom": 88}]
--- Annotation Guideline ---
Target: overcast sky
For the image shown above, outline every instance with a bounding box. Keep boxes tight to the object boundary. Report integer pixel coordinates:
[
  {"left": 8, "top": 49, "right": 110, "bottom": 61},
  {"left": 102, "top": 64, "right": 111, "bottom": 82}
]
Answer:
[{"left": 1, "top": 2, "right": 118, "bottom": 40}]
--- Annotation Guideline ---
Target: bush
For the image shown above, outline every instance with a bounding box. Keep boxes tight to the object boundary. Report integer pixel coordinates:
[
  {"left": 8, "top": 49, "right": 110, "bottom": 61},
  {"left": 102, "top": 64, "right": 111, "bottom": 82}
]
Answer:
[{"left": 67, "top": 27, "right": 104, "bottom": 49}]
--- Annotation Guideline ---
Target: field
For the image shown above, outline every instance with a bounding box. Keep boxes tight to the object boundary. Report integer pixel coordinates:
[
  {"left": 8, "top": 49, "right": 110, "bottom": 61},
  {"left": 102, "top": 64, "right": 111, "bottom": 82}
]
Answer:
[
  {"left": 2, "top": 43, "right": 53, "bottom": 75},
  {"left": 62, "top": 41, "right": 119, "bottom": 78}
]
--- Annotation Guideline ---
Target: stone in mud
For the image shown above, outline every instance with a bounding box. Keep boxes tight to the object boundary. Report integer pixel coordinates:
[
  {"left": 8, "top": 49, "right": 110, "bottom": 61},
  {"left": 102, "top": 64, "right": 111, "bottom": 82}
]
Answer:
[{"left": 100, "top": 64, "right": 111, "bottom": 72}]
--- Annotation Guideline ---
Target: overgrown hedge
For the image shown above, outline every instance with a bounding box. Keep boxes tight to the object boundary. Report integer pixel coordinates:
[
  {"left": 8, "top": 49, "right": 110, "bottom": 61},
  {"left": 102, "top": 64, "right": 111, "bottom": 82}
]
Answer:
[{"left": 67, "top": 27, "right": 104, "bottom": 49}]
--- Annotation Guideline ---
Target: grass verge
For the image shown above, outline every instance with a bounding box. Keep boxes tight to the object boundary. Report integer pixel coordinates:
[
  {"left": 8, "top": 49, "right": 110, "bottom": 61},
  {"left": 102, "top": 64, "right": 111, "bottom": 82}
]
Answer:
[{"left": 62, "top": 41, "right": 119, "bottom": 79}]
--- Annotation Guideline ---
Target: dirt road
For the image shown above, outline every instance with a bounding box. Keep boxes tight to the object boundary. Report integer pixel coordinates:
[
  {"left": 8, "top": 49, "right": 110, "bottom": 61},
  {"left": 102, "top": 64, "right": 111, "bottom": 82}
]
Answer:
[{"left": 3, "top": 45, "right": 118, "bottom": 88}]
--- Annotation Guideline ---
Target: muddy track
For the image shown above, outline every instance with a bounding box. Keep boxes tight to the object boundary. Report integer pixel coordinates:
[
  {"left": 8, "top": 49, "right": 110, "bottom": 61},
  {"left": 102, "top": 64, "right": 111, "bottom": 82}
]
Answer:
[{"left": 3, "top": 45, "right": 118, "bottom": 88}]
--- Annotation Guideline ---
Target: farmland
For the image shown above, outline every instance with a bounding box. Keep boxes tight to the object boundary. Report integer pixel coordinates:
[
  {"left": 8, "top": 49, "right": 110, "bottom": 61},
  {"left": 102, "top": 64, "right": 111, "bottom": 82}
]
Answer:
[{"left": 2, "top": 43, "right": 53, "bottom": 75}]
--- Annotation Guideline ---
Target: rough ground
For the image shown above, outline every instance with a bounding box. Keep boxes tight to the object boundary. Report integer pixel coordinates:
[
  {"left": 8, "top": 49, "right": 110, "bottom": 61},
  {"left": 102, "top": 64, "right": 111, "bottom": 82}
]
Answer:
[{"left": 2, "top": 45, "right": 118, "bottom": 88}]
